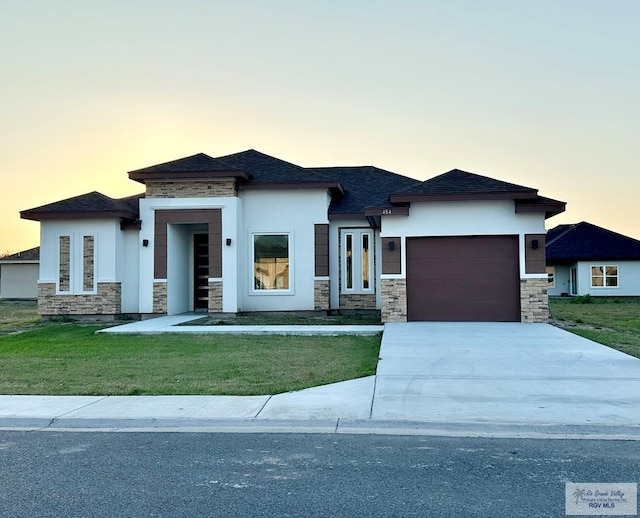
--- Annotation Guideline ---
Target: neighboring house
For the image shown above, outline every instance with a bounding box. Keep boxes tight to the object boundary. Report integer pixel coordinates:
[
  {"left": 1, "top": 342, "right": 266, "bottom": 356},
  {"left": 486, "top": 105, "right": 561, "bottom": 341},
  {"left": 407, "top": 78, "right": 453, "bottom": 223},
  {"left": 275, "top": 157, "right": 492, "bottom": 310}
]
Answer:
[
  {"left": 546, "top": 222, "right": 640, "bottom": 297},
  {"left": 20, "top": 149, "right": 565, "bottom": 322},
  {"left": 0, "top": 247, "right": 39, "bottom": 299}
]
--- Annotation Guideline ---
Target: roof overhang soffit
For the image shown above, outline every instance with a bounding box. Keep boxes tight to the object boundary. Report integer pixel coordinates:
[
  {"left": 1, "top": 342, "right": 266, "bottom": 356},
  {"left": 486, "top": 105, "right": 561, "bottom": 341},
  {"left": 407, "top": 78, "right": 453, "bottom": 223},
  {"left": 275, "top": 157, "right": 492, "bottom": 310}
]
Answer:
[{"left": 128, "top": 170, "right": 251, "bottom": 184}]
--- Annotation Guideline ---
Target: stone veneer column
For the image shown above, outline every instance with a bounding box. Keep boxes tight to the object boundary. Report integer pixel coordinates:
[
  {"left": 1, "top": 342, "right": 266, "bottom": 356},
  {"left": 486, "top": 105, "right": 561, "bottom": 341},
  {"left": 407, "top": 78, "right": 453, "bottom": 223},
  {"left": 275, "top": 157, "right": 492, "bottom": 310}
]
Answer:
[
  {"left": 153, "top": 282, "right": 167, "bottom": 314},
  {"left": 381, "top": 278, "right": 407, "bottom": 322},
  {"left": 208, "top": 280, "right": 223, "bottom": 313},
  {"left": 83, "top": 236, "right": 94, "bottom": 291},
  {"left": 314, "top": 280, "right": 330, "bottom": 311},
  {"left": 59, "top": 236, "right": 70, "bottom": 291},
  {"left": 520, "top": 278, "right": 549, "bottom": 323}
]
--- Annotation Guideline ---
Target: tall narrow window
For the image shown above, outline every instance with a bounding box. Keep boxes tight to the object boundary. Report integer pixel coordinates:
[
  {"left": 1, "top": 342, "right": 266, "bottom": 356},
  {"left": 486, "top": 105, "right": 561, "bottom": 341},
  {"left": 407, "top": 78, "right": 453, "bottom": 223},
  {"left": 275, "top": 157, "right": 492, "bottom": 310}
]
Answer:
[
  {"left": 362, "top": 234, "right": 370, "bottom": 290},
  {"left": 341, "top": 229, "right": 374, "bottom": 294},
  {"left": 253, "top": 234, "right": 290, "bottom": 290},
  {"left": 345, "top": 234, "right": 353, "bottom": 289},
  {"left": 59, "top": 236, "right": 71, "bottom": 292}
]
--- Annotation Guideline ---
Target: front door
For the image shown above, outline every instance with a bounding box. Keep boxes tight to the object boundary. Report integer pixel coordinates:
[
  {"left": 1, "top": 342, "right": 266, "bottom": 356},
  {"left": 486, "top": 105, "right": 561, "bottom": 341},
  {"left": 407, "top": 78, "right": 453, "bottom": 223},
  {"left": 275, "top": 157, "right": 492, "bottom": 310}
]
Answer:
[{"left": 193, "top": 234, "right": 209, "bottom": 310}]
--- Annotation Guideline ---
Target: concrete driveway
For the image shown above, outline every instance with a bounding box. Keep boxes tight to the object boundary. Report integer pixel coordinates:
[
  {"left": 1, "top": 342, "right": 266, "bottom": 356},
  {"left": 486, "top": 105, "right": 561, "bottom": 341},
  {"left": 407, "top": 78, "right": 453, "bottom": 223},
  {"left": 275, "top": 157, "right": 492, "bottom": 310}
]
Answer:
[{"left": 372, "top": 322, "right": 640, "bottom": 427}]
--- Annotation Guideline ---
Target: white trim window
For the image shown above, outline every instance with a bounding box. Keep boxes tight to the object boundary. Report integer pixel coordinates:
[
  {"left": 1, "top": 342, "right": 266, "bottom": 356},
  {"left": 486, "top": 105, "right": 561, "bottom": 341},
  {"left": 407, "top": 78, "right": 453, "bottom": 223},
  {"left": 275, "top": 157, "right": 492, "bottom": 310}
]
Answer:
[
  {"left": 252, "top": 233, "right": 291, "bottom": 292},
  {"left": 341, "top": 229, "right": 374, "bottom": 294},
  {"left": 546, "top": 266, "right": 555, "bottom": 288},
  {"left": 591, "top": 265, "right": 618, "bottom": 288}
]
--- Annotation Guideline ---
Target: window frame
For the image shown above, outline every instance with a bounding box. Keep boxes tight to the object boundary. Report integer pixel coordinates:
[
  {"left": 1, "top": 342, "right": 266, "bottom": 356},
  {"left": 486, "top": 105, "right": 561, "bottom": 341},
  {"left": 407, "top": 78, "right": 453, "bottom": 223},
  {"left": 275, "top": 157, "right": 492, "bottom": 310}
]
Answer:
[
  {"left": 250, "top": 232, "right": 293, "bottom": 295},
  {"left": 590, "top": 264, "right": 619, "bottom": 288},
  {"left": 341, "top": 228, "right": 374, "bottom": 295}
]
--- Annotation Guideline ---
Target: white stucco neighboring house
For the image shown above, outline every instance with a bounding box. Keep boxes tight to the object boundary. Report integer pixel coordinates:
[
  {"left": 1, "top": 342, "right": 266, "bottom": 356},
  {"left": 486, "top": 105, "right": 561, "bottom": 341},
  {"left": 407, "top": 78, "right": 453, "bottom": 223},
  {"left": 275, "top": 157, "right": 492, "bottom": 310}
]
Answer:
[
  {"left": 546, "top": 222, "right": 640, "bottom": 297},
  {"left": 20, "top": 149, "right": 565, "bottom": 322},
  {"left": 0, "top": 247, "right": 39, "bottom": 299}
]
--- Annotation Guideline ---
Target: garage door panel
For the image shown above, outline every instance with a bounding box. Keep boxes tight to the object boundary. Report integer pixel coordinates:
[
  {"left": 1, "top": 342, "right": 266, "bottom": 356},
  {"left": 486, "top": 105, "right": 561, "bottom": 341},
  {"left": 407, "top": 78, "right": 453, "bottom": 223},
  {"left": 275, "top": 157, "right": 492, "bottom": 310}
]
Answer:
[{"left": 406, "top": 236, "right": 520, "bottom": 322}]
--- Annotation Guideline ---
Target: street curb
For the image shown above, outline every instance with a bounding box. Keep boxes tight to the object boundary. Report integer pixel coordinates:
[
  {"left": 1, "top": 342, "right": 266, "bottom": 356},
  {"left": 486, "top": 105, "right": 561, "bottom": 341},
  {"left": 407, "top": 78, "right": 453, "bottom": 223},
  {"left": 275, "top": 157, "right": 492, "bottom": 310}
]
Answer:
[{"left": 1, "top": 417, "right": 638, "bottom": 440}]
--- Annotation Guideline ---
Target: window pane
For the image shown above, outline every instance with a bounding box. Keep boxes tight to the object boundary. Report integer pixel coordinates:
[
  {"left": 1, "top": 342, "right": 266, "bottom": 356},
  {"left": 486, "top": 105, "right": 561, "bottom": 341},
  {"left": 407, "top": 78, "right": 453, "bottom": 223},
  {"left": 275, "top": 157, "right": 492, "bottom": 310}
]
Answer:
[
  {"left": 606, "top": 277, "right": 618, "bottom": 287},
  {"left": 254, "top": 235, "right": 289, "bottom": 290},
  {"left": 345, "top": 234, "right": 353, "bottom": 289},
  {"left": 591, "top": 266, "right": 603, "bottom": 276},
  {"left": 591, "top": 276, "right": 603, "bottom": 286},
  {"left": 362, "top": 234, "right": 369, "bottom": 290},
  {"left": 606, "top": 266, "right": 618, "bottom": 276}
]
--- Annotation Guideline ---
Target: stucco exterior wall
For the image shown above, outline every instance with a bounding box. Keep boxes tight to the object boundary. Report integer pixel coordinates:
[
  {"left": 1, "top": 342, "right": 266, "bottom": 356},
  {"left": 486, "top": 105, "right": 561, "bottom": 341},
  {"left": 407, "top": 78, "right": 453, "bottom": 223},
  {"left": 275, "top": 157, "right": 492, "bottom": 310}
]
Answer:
[
  {"left": 380, "top": 200, "right": 546, "bottom": 279},
  {"left": 138, "top": 196, "right": 242, "bottom": 314},
  {"left": 575, "top": 260, "right": 640, "bottom": 296},
  {"left": 40, "top": 219, "right": 120, "bottom": 292},
  {"left": 240, "top": 189, "right": 330, "bottom": 312},
  {"left": 0, "top": 263, "right": 38, "bottom": 299},
  {"left": 547, "top": 264, "right": 571, "bottom": 297}
]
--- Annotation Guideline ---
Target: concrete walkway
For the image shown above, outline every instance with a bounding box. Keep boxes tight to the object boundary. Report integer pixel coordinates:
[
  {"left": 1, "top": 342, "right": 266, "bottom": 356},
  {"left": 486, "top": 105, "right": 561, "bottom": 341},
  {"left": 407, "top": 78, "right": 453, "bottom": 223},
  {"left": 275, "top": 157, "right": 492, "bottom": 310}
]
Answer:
[
  {"left": 1, "top": 321, "right": 639, "bottom": 439},
  {"left": 97, "top": 314, "right": 383, "bottom": 336}
]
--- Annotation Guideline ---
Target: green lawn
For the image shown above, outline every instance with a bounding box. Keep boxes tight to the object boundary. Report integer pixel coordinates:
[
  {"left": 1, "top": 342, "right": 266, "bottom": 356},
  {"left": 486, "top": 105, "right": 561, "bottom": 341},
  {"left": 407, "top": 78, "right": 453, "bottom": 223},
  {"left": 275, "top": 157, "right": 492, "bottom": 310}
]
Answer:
[
  {"left": 549, "top": 297, "right": 640, "bottom": 359},
  {"left": 0, "top": 300, "right": 40, "bottom": 335},
  {"left": 0, "top": 320, "right": 380, "bottom": 396}
]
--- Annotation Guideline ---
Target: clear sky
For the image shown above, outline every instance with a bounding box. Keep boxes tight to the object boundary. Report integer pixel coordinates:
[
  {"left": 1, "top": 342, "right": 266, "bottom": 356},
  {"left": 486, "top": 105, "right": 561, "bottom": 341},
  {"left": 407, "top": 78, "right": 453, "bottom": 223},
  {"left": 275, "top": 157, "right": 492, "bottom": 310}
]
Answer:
[{"left": 1, "top": 0, "right": 638, "bottom": 253}]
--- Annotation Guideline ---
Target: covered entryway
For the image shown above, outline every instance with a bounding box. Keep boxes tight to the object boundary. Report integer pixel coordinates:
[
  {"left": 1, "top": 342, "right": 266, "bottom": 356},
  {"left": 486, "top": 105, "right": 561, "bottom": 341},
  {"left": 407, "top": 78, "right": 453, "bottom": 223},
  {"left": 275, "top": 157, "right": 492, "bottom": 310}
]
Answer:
[{"left": 406, "top": 235, "right": 520, "bottom": 321}]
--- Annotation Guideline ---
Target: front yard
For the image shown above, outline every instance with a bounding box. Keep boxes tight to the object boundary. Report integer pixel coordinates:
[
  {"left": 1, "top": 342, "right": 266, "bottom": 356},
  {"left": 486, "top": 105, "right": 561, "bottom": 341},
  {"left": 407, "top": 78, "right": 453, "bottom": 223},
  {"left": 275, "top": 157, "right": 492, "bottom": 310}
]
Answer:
[
  {"left": 0, "top": 302, "right": 380, "bottom": 395},
  {"left": 549, "top": 296, "right": 640, "bottom": 359}
]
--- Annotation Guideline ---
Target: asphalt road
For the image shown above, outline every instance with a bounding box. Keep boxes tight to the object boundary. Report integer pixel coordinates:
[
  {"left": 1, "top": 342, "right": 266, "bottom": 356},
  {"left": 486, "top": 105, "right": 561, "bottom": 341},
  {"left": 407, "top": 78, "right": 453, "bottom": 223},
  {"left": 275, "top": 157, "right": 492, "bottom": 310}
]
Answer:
[{"left": 0, "top": 431, "right": 637, "bottom": 517}]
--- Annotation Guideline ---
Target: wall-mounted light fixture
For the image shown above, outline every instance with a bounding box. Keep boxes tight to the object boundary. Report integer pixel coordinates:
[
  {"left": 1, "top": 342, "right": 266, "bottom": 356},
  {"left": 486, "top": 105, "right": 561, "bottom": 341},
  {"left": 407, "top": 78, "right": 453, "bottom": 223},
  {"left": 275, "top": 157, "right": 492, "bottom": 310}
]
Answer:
[
  {"left": 142, "top": 239, "right": 149, "bottom": 247},
  {"left": 226, "top": 238, "right": 232, "bottom": 246},
  {"left": 531, "top": 239, "right": 539, "bottom": 249},
  {"left": 388, "top": 240, "right": 396, "bottom": 251}
]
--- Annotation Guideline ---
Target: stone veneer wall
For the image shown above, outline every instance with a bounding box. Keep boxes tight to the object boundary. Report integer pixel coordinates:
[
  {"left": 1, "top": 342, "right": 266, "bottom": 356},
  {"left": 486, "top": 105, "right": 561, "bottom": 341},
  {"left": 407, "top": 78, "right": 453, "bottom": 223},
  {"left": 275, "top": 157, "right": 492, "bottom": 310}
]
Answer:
[
  {"left": 520, "top": 278, "right": 549, "bottom": 323},
  {"left": 208, "top": 280, "right": 223, "bottom": 313},
  {"left": 339, "top": 293, "right": 377, "bottom": 310},
  {"left": 381, "top": 278, "right": 407, "bottom": 323},
  {"left": 314, "top": 280, "right": 330, "bottom": 311},
  {"left": 145, "top": 180, "right": 236, "bottom": 198},
  {"left": 38, "top": 282, "right": 121, "bottom": 315},
  {"left": 153, "top": 282, "right": 167, "bottom": 314}
]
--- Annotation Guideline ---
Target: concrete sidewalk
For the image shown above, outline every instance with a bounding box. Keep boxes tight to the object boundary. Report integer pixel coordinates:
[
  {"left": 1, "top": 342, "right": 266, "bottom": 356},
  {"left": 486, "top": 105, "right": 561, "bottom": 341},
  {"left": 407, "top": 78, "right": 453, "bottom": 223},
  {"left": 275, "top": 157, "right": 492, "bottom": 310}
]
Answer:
[{"left": 1, "top": 322, "right": 639, "bottom": 439}]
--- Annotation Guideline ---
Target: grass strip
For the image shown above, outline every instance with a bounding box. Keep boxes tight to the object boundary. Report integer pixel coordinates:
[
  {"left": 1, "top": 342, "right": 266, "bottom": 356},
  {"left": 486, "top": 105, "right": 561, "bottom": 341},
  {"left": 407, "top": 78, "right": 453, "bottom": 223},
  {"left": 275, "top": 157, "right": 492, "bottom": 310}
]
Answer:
[{"left": 0, "top": 324, "right": 381, "bottom": 396}]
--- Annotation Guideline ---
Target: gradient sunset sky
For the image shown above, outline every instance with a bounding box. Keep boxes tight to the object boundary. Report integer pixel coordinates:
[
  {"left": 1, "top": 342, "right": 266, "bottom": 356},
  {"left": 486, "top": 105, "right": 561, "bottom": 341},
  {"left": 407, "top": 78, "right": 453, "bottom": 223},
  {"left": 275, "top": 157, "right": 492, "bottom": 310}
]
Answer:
[{"left": 2, "top": 0, "right": 638, "bottom": 253}]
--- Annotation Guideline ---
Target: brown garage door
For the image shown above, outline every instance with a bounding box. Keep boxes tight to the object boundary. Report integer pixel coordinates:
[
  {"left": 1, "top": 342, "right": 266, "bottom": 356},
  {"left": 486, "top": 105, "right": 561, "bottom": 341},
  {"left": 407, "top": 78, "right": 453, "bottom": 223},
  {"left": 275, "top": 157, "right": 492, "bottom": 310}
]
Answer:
[{"left": 406, "top": 236, "right": 520, "bottom": 322}]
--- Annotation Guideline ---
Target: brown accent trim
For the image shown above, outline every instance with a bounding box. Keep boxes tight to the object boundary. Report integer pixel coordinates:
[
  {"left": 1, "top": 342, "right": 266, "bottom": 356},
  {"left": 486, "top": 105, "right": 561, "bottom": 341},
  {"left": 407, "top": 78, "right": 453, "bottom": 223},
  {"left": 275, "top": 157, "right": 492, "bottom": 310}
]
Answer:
[
  {"left": 364, "top": 206, "right": 410, "bottom": 217},
  {"left": 314, "top": 224, "right": 329, "bottom": 277},
  {"left": 129, "top": 170, "right": 249, "bottom": 184},
  {"left": 515, "top": 199, "right": 566, "bottom": 219},
  {"left": 390, "top": 191, "right": 535, "bottom": 203},
  {"left": 524, "top": 234, "right": 546, "bottom": 274},
  {"left": 21, "top": 210, "right": 135, "bottom": 221},
  {"left": 328, "top": 213, "right": 369, "bottom": 221},
  {"left": 120, "top": 220, "right": 142, "bottom": 230},
  {"left": 154, "top": 209, "right": 222, "bottom": 279},
  {"left": 237, "top": 181, "right": 345, "bottom": 196},
  {"left": 381, "top": 237, "right": 402, "bottom": 274}
]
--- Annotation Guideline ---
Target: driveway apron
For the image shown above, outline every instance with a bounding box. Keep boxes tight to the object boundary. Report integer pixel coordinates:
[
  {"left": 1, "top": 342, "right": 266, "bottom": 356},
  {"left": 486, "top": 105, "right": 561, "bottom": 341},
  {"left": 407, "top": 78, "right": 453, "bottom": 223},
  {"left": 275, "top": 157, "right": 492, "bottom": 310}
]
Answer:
[{"left": 372, "top": 322, "right": 640, "bottom": 427}]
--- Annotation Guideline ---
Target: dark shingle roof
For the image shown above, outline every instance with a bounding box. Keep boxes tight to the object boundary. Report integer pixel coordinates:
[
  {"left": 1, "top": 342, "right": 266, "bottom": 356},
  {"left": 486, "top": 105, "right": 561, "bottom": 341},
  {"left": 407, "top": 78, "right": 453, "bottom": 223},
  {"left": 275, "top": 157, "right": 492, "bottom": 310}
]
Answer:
[
  {"left": 219, "top": 149, "right": 335, "bottom": 185},
  {"left": 392, "top": 169, "right": 537, "bottom": 198},
  {"left": 546, "top": 222, "right": 640, "bottom": 262},
  {"left": 129, "top": 153, "right": 239, "bottom": 174},
  {"left": 307, "top": 166, "right": 421, "bottom": 215},
  {"left": 21, "top": 192, "right": 143, "bottom": 221},
  {"left": 0, "top": 246, "right": 39, "bottom": 262}
]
